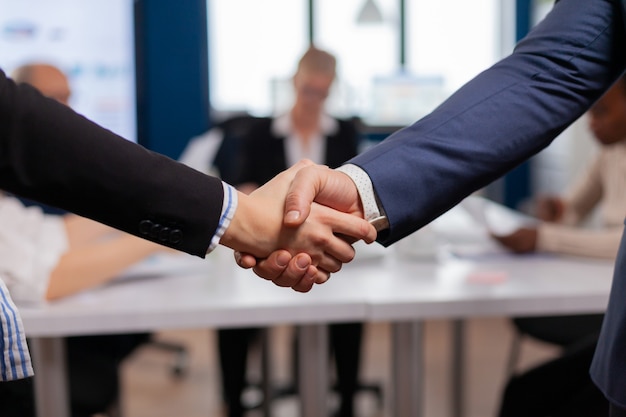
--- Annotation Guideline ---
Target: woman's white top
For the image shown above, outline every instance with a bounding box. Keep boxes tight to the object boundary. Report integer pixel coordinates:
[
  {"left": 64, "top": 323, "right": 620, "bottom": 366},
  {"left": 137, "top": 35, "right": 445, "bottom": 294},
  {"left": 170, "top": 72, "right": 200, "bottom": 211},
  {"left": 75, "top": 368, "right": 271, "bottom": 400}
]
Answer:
[{"left": 0, "top": 195, "right": 68, "bottom": 304}]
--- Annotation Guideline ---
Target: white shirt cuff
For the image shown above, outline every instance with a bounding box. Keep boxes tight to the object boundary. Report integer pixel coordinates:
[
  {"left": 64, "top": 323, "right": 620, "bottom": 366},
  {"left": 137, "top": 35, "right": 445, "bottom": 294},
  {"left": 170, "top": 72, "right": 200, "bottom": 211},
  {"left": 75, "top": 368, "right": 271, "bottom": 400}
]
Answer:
[
  {"left": 335, "top": 163, "right": 381, "bottom": 221},
  {"left": 207, "top": 182, "right": 238, "bottom": 253}
]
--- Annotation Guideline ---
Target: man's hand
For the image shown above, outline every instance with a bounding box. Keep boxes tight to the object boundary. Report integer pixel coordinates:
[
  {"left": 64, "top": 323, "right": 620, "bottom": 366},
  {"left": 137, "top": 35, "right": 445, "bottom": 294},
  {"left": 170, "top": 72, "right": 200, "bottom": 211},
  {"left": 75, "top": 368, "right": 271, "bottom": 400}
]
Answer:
[
  {"left": 491, "top": 228, "right": 538, "bottom": 253},
  {"left": 223, "top": 160, "right": 375, "bottom": 291},
  {"left": 283, "top": 163, "right": 365, "bottom": 227},
  {"left": 235, "top": 250, "right": 321, "bottom": 293},
  {"left": 535, "top": 195, "right": 565, "bottom": 222}
]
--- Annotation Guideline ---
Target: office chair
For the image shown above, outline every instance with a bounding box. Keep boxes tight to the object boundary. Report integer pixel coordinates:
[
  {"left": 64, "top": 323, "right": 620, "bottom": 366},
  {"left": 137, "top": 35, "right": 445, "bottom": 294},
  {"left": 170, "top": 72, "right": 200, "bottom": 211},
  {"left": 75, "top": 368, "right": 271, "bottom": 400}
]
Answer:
[
  {"left": 505, "top": 313, "right": 604, "bottom": 376},
  {"left": 144, "top": 337, "right": 189, "bottom": 377},
  {"left": 239, "top": 327, "right": 384, "bottom": 415}
]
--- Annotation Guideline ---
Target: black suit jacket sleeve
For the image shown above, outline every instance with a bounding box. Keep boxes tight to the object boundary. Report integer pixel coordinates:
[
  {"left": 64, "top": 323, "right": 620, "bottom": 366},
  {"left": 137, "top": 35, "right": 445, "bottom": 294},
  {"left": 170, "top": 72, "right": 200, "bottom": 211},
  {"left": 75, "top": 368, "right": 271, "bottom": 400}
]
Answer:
[{"left": 0, "top": 69, "right": 222, "bottom": 257}]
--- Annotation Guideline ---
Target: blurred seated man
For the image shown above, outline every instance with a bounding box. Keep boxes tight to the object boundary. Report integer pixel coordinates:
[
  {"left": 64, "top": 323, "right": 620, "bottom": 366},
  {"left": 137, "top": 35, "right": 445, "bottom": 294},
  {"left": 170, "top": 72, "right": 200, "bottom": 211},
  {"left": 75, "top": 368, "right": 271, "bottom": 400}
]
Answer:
[
  {"left": 492, "top": 73, "right": 626, "bottom": 417},
  {"left": 11, "top": 62, "right": 72, "bottom": 105}
]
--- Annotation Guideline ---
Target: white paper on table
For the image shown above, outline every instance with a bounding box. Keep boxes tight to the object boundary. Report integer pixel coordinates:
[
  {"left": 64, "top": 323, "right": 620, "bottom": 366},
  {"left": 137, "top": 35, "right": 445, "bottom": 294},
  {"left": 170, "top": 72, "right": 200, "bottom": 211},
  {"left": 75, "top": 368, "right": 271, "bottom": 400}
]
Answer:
[
  {"left": 115, "top": 253, "right": 208, "bottom": 282},
  {"left": 459, "top": 196, "right": 538, "bottom": 237}
]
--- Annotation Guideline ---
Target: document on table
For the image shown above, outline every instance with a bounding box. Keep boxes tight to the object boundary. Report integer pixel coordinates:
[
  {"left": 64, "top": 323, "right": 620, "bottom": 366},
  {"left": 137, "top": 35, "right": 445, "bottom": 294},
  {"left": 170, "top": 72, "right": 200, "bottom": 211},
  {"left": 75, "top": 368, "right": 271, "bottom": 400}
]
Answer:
[
  {"left": 441, "top": 196, "right": 539, "bottom": 260},
  {"left": 115, "top": 253, "right": 208, "bottom": 282},
  {"left": 459, "top": 195, "right": 538, "bottom": 237}
]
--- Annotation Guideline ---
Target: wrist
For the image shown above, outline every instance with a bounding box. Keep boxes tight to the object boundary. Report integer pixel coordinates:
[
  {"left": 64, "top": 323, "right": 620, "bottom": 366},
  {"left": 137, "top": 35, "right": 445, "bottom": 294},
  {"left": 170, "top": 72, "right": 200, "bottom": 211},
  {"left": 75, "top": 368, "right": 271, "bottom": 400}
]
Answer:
[
  {"left": 220, "top": 191, "right": 273, "bottom": 257},
  {"left": 336, "top": 164, "right": 388, "bottom": 231},
  {"left": 219, "top": 191, "right": 248, "bottom": 252}
]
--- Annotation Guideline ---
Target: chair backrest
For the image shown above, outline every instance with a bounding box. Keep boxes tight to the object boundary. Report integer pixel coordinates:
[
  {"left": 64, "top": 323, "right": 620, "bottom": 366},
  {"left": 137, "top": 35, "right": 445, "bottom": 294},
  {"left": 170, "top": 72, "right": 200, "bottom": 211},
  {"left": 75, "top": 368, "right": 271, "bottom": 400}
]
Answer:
[{"left": 211, "top": 115, "right": 268, "bottom": 184}]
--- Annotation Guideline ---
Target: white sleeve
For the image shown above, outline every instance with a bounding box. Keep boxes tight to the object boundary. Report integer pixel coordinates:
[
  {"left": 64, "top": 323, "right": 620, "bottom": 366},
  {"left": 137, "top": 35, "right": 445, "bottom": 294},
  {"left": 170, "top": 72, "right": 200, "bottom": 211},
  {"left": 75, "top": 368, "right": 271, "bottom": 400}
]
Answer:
[
  {"left": 335, "top": 163, "right": 382, "bottom": 221},
  {"left": 0, "top": 197, "right": 68, "bottom": 304},
  {"left": 537, "top": 223, "right": 622, "bottom": 259}
]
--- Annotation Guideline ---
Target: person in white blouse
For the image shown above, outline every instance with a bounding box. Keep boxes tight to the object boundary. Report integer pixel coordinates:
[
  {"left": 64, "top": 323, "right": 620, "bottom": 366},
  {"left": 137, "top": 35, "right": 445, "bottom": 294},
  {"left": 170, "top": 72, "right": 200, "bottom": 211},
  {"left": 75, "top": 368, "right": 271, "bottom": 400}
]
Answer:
[
  {"left": 180, "top": 46, "right": 366, "bottom": 417},
  {"left": 492, "top": 74, "right": 626, "bottom": 259},
  {"left": 0, "top": 193, "right": 177, "bottom": 303},
  {"left": 0, "top": 191, "right": 178, "bottom": 417}
]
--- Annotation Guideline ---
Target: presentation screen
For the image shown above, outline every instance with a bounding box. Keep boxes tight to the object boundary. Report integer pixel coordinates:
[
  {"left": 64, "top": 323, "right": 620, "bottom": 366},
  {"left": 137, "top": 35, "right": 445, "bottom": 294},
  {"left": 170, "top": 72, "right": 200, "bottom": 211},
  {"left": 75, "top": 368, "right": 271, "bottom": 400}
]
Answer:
[{"left": 0, "top": 0, "right": 137, "bottom": 142}]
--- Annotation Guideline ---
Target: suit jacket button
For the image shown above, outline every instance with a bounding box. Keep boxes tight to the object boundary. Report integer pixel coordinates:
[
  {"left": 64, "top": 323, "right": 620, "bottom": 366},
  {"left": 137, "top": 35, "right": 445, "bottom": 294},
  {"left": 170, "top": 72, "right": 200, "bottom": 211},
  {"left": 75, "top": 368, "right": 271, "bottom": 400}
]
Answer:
[
  {"left": 159, "top": 227, "right": 170, "bottom": 242},
  {"left": 169, "top": 229, "right": 183, "bottom": 244},
  {"left": 149, "top": 223, "right": 161, "bottom": 239},
  {"left": 139, "top": 220, "right": 153, "bottom": 236}
]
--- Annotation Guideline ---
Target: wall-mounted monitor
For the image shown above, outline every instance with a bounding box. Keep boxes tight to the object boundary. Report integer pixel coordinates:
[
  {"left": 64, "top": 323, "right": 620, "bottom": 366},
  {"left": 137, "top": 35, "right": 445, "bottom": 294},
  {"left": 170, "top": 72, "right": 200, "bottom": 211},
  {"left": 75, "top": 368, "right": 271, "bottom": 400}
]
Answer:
[{"left": 0, "top": 0, "right": 137, "bottom": 142}]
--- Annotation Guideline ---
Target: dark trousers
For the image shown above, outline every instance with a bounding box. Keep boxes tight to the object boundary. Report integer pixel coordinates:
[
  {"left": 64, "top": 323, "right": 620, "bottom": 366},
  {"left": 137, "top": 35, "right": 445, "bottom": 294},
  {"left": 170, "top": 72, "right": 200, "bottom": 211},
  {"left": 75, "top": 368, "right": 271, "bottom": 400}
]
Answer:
[
  {"left": 512, "top": 314, "right": 604, "bottom": 346},
  {"left": 0, "top": 333, "right": 150, "bottom": 417},
  {"left": 218, "top": 323, "right": 363, "bottom": 417},
  {"left": 497, "top": 337, "right": 609, "bottom": 417}
]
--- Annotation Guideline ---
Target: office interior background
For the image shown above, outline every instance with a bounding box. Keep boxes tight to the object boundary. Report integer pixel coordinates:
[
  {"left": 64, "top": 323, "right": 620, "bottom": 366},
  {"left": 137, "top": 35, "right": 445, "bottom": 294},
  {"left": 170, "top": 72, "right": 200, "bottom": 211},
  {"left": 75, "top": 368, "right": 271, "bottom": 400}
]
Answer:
[
  {"left": 0, "top": 0, "right": 598, "bottom": 212},
  {"left": 0, "top": 1, "right": 607, "bottom": 416}
]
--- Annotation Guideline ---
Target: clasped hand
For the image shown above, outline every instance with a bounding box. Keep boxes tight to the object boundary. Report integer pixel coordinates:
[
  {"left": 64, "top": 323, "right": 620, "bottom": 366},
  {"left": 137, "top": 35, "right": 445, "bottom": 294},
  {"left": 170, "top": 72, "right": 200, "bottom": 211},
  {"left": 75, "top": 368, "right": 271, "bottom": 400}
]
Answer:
[{"left": 220, "top": 160, "right": 376, "bottom": 292}]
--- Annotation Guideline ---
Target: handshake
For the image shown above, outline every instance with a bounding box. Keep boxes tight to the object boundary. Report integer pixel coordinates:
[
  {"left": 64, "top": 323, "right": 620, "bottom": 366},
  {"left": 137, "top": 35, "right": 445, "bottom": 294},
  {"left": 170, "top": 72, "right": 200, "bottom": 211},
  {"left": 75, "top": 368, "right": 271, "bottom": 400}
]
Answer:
[{"left": 219, "top": 159, "right": 379, "bottom": 293}]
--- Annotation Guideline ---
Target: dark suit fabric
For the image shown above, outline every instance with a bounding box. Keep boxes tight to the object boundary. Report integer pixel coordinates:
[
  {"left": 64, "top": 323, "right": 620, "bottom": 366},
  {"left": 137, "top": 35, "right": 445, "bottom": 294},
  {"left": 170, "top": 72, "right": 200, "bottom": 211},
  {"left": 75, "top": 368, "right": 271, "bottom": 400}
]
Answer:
[
  {"left": 345, "top": 0, "right": 626, "bottom": 408},
  {"left": 0, "top": 69, "right": 222, "bottom": 257},
  {"left": 233, "top": 117, "right": 360, "bottom": 186},
  {"left": 497, "top": 336, "right": 608, "bottom": 417},
  {"left": 593, "top": 222, "right": 626, "bottom": 409},
  {"left": 219, "top": 116, "right": 363, "bottom": 417}
]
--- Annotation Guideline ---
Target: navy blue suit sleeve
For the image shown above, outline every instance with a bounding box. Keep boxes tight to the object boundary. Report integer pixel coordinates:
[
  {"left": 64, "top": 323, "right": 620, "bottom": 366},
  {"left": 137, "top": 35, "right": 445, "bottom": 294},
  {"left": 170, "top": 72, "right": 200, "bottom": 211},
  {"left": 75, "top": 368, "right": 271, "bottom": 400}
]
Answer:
[{"left": 351, "top": 0, "right": 626, "bottom": 245}]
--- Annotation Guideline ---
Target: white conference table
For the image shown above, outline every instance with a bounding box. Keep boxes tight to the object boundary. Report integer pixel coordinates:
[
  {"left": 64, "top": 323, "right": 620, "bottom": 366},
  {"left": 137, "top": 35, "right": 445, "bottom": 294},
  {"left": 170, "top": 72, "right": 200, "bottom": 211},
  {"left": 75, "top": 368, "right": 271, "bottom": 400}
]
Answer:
[
  {"left": 18, "top": 202, "right": 615, "bottom": 417},
  {"left": 20, "top": 246, "right": 369, "bottom": 417},
  {"left": 350, "top": 249, "right": 614, "bottom": 417}
]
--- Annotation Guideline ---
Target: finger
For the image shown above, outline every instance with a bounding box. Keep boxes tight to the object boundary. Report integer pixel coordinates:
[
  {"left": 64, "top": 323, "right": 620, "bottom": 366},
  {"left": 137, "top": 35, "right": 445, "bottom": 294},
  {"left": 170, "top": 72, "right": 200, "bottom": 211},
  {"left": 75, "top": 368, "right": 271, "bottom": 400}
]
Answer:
[
  {"left": 313, "top": 268, "right": 331, "bottom": 285},
  {"left": 248, "top": 250, "right": 294, "bottom": 281},
  {"left": 291, "top": 265, "right": 319, "bottom": 293},
  {"left": 234, "top": 251, "right": 257, "bottom": 269},
  {"left": 257, "top": 253, "right": 312, "bottom": 287},
  {"left": 284, "top": 166, "right": 323, "bottom": 227},
  {"left": 316, "top": 252, "right": 343, "bottom": 274},
  {"left": 326, "top": 210, "right": 377, "bottom": 244},
  {"left": 307, "top": 206, "right": 374, "bottom": 265}
]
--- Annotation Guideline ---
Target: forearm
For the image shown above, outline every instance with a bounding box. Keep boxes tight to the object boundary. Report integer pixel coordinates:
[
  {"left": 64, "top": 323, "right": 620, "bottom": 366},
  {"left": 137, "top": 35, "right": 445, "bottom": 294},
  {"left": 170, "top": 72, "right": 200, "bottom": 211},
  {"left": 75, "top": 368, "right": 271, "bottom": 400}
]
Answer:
[
  {"left": 537, "top": 224, "right": 623, "bottom": 259},
  {"left": 562, "top": 158, "right": 603, "bottom": 224},
  {"left": 46, "top": 235, "right": 165, "bottom": 300},
  {"left": 63, "top": 215, "right": 117, "bottom": 247}
]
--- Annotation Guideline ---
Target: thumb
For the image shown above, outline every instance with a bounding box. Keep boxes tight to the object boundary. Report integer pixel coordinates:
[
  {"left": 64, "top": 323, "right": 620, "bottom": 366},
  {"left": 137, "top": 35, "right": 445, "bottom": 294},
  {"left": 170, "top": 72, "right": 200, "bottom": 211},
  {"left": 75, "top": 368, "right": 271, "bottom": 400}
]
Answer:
[{"left": 283, "top": 165, "right": 323, "bottom": 227}]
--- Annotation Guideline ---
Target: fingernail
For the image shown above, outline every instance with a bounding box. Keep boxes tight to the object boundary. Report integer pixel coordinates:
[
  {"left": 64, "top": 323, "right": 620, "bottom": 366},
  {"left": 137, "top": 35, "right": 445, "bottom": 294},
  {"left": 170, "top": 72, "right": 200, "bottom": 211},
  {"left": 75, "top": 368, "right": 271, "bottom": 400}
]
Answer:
[
  {"left": 296, "top": 256, "right": 310, "bottom": 269},
  {"left": 276, "top": 252, "right": 290, "bottom": 267},
  {"left": 285, "top": 210, "right": 300, "bottom": 223}
]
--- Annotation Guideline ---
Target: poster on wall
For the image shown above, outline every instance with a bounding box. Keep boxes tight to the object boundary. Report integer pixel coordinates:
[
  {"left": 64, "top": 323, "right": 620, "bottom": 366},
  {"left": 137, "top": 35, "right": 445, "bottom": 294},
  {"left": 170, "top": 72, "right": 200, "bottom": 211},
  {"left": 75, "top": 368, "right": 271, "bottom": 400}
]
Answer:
[{"left": 0, "top": 0, "right": 137, "bottom": 142}]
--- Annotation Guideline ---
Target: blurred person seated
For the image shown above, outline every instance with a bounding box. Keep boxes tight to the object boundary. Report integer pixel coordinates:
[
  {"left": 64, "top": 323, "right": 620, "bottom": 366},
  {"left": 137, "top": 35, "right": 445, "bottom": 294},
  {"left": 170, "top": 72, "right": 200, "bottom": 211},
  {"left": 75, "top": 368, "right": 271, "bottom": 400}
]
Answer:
[
  {"left": 492, "top": 73, "right": 626, "bottom": 417},
  {"left": 0, "top": 191, "right": 177, "bottom": 417},
  {"left": 11, "top": 62, "right": 72, "bottom": 105},
  {"left": 179, "top": 46, "right": 365, "bottom": 417},
  {"left": 179, "top": 113, "right": 261, "bottom": 184}
]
